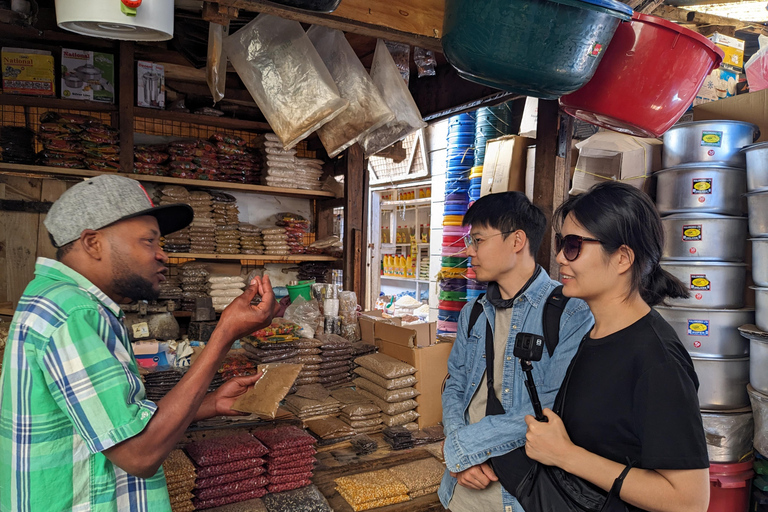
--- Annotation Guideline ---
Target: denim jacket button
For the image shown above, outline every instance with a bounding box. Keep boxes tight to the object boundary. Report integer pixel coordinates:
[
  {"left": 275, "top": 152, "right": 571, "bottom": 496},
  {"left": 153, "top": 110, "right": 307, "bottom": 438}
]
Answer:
[
  {"left": 486, "top": 451, "right": 491, "bottom": 456},
  {"left": 506, "top": 356, "right": 512, "bottom": 361},
  {"left": 512, "top": 325, "right": 517, "bottom": 330},
  {"left": 505, "top": 388, "right": 509, "bottom": 393}
]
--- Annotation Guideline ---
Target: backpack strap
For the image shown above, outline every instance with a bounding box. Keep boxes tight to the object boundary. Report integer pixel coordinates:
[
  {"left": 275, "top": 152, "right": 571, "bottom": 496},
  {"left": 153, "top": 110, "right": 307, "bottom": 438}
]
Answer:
[
  {"left": 466, "top": 293, "right": 486, "bottom": 339},
  {"left": 543, "top": 285, "right": 570, "bottom": 358}
]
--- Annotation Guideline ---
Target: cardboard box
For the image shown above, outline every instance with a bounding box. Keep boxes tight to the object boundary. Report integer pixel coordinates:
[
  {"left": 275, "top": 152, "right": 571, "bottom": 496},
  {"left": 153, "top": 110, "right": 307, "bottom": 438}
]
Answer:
[
  {"left": 693, "top": 67, "right": 739, "bottom": 107},
  {"left": 374, "top": 338, "right": 454, "bottom": 428},
  {"left": 570, "top": 132, "right": 662, "bottom": 196},
  {"left": 1, "top": 47, "right": 55, "bottom": 97},
  {"left": 480, "top": 135, "right": 533, "bottom": 196},
  {"left": 709, "top": 33, "right": 745, "bottom": 72},
  {"left": 693, "top": 89, "right": 768, "bottom": 143},
  {"left": 375, "top": 320, "right": 436, "bottom": 348},
  {"left": 61, "top": 48, "right": 115, "bottom": 103},
  {"left": 136, "top": 60, "right": 165, "bottom": 109},
  {"left": 358, "top": 311, "right": 400, "bottom": 344}
]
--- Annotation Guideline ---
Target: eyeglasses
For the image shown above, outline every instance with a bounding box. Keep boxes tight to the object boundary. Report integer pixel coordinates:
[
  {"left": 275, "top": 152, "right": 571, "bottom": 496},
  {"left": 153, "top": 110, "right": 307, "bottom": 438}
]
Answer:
[
  {"left": 463, "top": 230, "right": 516, "bottom": 250},
  {"left": 555, "top": 233, "right": 602, "bottom": 261}
]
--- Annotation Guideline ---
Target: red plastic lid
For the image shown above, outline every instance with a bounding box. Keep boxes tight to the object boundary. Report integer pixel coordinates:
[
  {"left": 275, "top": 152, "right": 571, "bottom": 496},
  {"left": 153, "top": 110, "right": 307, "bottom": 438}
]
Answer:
[
  {"left": 631, "top": 13, "right": 724, "bottom": 62},
  {"left": 708, "top": 459, "right": 754, "bottom": 473}
]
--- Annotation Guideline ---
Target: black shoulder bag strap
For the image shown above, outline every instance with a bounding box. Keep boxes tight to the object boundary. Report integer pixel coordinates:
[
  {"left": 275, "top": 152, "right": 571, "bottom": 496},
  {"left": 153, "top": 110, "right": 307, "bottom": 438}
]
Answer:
[{"left": 543, "top": 285, "right": 569, "bottom": 358}]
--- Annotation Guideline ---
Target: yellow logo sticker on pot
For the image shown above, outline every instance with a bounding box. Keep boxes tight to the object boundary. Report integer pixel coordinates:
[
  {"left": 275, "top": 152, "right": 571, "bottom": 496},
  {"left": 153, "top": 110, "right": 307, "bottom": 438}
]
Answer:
[
  {"left": 688, "top": 319, "right": 709, "bottom": 336},
  {"left": 690, "top": 274, "right": 711, "bottom": 291},
  {"left": 701, "top": 130, "right": 723, "bottom": 147},
  {"left": 692, "top": 178, "right": 713, "bottom": 194},
  {"left": 682, "top": 224, "right": 702, "bottom": 241},
  {"left": 689, "top": 323, "right": 707, "bottom": 332},
  {"left": 702, "top": 134, "right": 720, "bottom": 144}
]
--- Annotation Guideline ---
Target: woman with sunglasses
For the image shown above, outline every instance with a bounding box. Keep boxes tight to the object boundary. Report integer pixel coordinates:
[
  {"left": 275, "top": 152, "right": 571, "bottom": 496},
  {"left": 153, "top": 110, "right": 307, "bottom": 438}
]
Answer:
[{"left": 520, "top": 181, "right": 710, "bottom": 512}]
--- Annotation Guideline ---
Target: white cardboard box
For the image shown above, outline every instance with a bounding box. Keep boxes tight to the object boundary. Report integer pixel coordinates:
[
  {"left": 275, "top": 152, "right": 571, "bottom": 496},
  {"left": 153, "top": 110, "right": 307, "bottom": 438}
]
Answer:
[
  {"left": 61, "top": 48, "right": 115, "bottom": 103},
  {"left": 570, "top": 132, "right": 662, "bottom": 196},
  {"left": 480, "top": 135, "right": 533, "bottom": 197},
  {"left": 136, "top": 61, "right": 165, "bottom": 109}
]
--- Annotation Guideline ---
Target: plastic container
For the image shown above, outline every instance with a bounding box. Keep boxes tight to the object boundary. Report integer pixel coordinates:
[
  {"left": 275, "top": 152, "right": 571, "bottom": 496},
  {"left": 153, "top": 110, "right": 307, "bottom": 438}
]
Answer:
[
  {"left": 560, "top": 13, "right": 724, "bottom": 137},
  {"left": 287, "top": 279, "right": 315, "bottom": 302},
  {"left": 707, "top": 460, "right": 754, "bottom": 512},
  {"left": 443, "top": 0, "right": 632, "bottom": 98}
]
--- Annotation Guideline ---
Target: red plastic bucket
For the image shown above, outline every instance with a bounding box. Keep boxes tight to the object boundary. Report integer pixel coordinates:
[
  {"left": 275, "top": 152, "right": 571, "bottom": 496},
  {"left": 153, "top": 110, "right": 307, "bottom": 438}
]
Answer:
[
  {"left": 560, "top": 13, "right": 724, "bottom": 138},
  {"left": 707, "top": 460, "right": 754, "bottom": 512}
]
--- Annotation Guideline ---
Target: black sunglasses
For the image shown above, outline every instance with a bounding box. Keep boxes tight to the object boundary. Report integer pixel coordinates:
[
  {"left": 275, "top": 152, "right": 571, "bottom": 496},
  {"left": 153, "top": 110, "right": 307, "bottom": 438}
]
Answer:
[{"left": 555, "top": 233, "right": 602, "bottom": 261}]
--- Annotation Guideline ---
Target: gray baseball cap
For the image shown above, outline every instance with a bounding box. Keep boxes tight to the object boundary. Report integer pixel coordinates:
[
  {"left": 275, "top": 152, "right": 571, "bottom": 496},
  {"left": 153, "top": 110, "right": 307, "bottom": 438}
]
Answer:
[{"left": 44, "top": 175, "right": 194, "bottom": 247}]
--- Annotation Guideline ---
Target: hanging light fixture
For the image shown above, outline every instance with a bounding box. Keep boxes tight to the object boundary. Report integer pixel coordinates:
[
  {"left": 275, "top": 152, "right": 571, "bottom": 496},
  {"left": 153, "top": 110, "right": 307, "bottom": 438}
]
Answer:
[{"left": 55, "top": 0, "right": 174, "bottom": 41}]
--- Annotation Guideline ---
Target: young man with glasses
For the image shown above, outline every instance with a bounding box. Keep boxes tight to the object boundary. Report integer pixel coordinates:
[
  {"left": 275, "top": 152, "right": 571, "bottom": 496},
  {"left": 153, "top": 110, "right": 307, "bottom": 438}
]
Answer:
[{"left": 439, "top": 191, "right": 594, "bottom": 512}]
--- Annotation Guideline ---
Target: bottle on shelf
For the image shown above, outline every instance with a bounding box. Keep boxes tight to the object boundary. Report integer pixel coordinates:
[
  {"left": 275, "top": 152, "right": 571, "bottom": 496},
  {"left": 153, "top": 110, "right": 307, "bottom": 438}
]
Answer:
[
  {"left": 396, "top": 226, "right": 402, "bottom": 243},
  {"left": 406, "top": 255, "right": 414, "bottom": 278}
]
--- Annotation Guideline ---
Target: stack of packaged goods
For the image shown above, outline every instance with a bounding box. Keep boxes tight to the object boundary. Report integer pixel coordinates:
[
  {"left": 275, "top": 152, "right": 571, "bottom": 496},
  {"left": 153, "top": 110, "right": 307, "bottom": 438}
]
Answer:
[
  {"left": 187, "top": 191, "right": 216, "bottom": 254},
  {"left": 339, "top": 291, "right": 360, "bottom": 342},
  {"left": 253, "top": 425, "right": 318, "bottom": 494},
  {"left": 277, "top": 213, "right": 310, "bottom": 255},
  {"left": 134, "top": 144, "right": 168, "bottom": 176},
  {"left": 335, "top": 469, "right": 410, "bottom": 510},
  {"left": 262, "top": 485, "right": 333, "bottom": 512},
  {"left": 259, "top": 134, "right": 324, "bottom": 191},
  {"left": 163, "top": 449, "right": 197, "bottom": 512},
  {"left": 316, "top": 333, "right": 354, "bottom": 388},
  {"left": 304, "top": 416, "right": 356, "bottom": 445},
  {"left": 332, "top": 386, "right": 383, "bottom": 435},
  {"left": 419, "top": 257, "right": 430, "bottom": 281},
  {"left": 212, "top": 192, "right": 240, "bottom": 225},
  {"left": 158, "top": 272, "right": 182, "bottom": 307},
  {"left": 382, "top": 426, "right": 414, "bottom": 450},
  {"left": 215, "top": 225, "right": 240, "bottom": 254},
  {"left": 180, "top": 262, "right": 210, "bottom": 313},
  {"left": 143, "top": 367, "right": 185, "bottom": 402},
  {"left": 388, "top": 457, "right": 445, "bottom": 499},
  {"left": 211, "top": 133, "right": 261, "bottom": 184},
  {"left": 185, "top": 433, "right": 269, "bottom": 509},
  {"left": 297, "top": 262, "right": 330, "bottom": 283},
  {"left": 38, "top": 112, "right": 119, "bottom": 170},
  {"left": 241, "top": 319, "right": 302, "bottom": 362},
  {"left": 439, "top": 113, "right": 475, "bottom": 336},
  {"left": 283, "top": 384, "right": 342, "bottom": 420},
  {"left": 154, "top": 186, "right": 190, "bottom": 253},
  {"left": 352, "top": 353, "right": 419, "bottom": 428},
  {"left": 239, "top": 223, "right": 265, "bottom": 255},
  {"left": 219, "top": 354, "right": 258, "bottom": 381},
  {"left": 262, "top": 227, "right": 290, "bottom": 257},
  {"left": 166, "top": 139, "right": 219, "bottom": 180},
  {"left": 207, "top": 274, "right": 245, "bottom": 312},
  {"left": 0, "top": 127, "right": 36, "bottom": 164}
]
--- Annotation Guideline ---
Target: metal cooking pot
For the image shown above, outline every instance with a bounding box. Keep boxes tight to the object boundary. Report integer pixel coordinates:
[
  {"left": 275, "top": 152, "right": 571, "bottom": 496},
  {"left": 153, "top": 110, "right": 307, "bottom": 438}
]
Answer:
[
  {"left": 741, "top": 142, "right": 768, "bottom": 192},
  {"left": 692, "top": 356, "right": 750, "bottom": 410},
  {"left": 655, "top": 305, "right": 752, "bottom": 358},
  {"left": 750, "top": 238, "right": 768, "bottom": 286},
  {"left": 662, "top": 120, "right": 760, "bottom": 169},
  {"left": 701, "top": 411, "right": 754, "bottom": 462},
  {"left": 661, "top": 213, "right": 747, "bottom": 261},
  {"left": 661, "top": 261, "right": 746, "bottom": 309},
  {"left": 750, "top": 286, "right": 768, "bottom": 332},
  {"left": 64, "top": 73, "right": 83, "bottom": 88},
  {"left": 746, "top": 190, "right": 768, "bottom": 237},
  {"left": 75, "top": 64, "right": 102, "bottom": 82},
  {"left": 737, "top": 328, "right": 768, "bottom": 394},
  {"left": 654, "top": 166, "right": 746, "bottom": 216}
]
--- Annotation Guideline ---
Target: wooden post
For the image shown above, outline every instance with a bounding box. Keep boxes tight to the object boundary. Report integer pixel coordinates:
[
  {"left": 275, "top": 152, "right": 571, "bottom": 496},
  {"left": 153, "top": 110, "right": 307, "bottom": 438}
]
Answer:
[
  {"left": 118, "top": 42, "right": 135, "bottom": 175},
  {"left": 342, "top": 144, "right": 366, "bottom": 299},
  {"left": 533, "top": 100, "right": 574, "bottom": 279}
]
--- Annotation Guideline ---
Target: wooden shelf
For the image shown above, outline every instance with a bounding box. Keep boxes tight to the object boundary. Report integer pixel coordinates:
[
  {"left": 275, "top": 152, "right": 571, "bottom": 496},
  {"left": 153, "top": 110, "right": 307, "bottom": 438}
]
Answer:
[
  {"left": 380, "top": 276, "right": 429, "bottom": 284},
  {"left": 381, "top": 198, "right": 432, "bottom": 207},
  {"left": 0, "top": 95, "right": 118, "bottom": 112},
  {"left": 0, "top": 163, "right": 336, "bottom": 199},
  {"left": 134, "top": 108, "right": 271, "bottom": 132},
  {"left": 168, "top": 253, "right": 340, "bottom": 262}
]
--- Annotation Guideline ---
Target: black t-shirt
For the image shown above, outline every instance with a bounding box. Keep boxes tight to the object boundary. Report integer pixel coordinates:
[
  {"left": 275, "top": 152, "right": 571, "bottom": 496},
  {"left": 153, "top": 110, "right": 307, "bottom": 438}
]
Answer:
[{"left": 558, "top": 309, "right": 709, "bottom": 470}]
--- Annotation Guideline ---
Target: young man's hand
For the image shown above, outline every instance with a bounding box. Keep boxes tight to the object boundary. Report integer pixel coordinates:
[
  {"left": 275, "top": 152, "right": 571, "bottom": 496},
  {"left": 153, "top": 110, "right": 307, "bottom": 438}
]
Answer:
[
  {"left": 196, "top": 372, "right": 262, "bottom": 420},
  {"left": 450, "top": 462, "right": 498, "bottom": 490}
]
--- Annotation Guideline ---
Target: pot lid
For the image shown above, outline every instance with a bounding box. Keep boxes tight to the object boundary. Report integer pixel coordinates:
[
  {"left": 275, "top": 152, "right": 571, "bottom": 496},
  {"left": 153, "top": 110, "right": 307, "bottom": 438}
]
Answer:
[
  {"left": 738, "top": 324, "right": 768, "bottom": 341},
  {"left": 690, "top": 355, "right": 749, "bottom": 361},
  {"left": 655, "top": 165, "right": 745, "bottom": 174},
  {"left": 741, "top": 141, "right": 768, "bottom": 152},
  {"left": 667, "top": 120, "right": 760, "bottom": 132},
  {"left": 660, "top": 260, "right": 747, "bottom": 267},
  {"left": 660, "top": 212, "right": 747, "bottom": 220},
  {"left": 631, "top": 13, "right": 724, "bottom": 62}
]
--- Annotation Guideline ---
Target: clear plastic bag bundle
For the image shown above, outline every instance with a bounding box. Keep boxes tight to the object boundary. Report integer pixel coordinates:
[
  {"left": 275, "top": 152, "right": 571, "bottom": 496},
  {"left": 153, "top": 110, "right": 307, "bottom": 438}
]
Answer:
[
  {"left": 361, "top": 39, "right": 426, "bottom": 158},
  {"left": 306, "top": 26, "right": 394, "bottom": 158},
  {"left": 224, "top": 14, "right": 348, "bottom": 150}
]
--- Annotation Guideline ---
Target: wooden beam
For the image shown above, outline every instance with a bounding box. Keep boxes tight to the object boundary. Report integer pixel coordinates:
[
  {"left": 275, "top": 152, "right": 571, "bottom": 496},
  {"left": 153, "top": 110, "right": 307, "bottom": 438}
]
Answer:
[
  {"left": 118, "top": 42, "right": 135, "bottom": 179},
  {"left": 342, "top": 144, "right": 366, "bottom": 299},
  {"left": 533, "top": 100, "right": 573, "bottom": 279},
  {"left": 217, "top": 0, "right": 443, "bottom": 52},
  {"left": 652, "top": 5, "right": 765, "bottom": 35}
]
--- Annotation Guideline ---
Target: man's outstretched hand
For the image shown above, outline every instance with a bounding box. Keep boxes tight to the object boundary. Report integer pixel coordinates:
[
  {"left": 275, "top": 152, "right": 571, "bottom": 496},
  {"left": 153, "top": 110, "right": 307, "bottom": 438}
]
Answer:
[{"left": 196, "top": 372, "right": 263, "bottom": 420}]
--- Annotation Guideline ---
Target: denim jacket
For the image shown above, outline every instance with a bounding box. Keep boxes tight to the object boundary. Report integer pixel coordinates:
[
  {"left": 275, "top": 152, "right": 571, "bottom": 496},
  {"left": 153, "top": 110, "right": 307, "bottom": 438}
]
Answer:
[{"left": 439, "top": 270, "right": 594, "bottom": 511}]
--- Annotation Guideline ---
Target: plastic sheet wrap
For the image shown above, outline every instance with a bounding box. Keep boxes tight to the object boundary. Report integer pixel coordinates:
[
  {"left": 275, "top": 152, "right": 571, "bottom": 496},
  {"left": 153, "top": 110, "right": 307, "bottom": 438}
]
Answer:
[
  {"left": 284, "top": 296, "right": 322, "bottom": 339},
  {"left": 306, "top": 26, "right": 393, "bottom": 157},
  {"left": 702, "top": 411, "right": 754, "bottom": 462},
  {"left": 748, "top": 385, "right": 768, "bottom": 455},
  {"left": 207, "top": 22, "right": 229, "bottom": 103},
  {"left": 224, "top": 14, "right": 348, "bottom": 150},
  {"left": 361, "top": 39, "right": 426, "bottom": 157}
]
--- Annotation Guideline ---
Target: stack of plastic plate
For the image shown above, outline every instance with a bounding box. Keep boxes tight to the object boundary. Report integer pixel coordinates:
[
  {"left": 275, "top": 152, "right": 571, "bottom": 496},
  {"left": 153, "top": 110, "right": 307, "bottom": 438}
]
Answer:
[
  {"left": 474, "top": 103, "right": 514, "bottom": 166},
  {"left": 469, "top": 165, "right": 484, "bottom": 203}
]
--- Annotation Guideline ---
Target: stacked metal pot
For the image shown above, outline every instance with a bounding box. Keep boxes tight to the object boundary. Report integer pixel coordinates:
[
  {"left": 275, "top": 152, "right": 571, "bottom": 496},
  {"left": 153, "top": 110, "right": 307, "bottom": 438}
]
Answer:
[{"left": 655, "top": 121, "right": 758, "bottom": 460}]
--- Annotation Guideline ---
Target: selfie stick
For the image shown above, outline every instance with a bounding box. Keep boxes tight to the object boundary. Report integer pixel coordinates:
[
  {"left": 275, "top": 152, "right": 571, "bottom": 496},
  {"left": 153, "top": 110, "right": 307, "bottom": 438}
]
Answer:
[{"left": 519, "top": 359, "right": 547, "bottom": 422}]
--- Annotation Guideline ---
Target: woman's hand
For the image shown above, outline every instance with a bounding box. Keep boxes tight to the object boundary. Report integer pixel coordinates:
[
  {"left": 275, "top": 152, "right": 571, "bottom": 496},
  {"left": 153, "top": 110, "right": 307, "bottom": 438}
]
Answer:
[{"left": 524, "top": 408, "right": 576, "bottom": 467}]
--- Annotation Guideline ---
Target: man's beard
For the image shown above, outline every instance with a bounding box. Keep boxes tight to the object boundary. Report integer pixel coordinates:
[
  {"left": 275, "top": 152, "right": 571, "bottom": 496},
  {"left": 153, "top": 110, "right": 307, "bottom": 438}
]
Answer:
[{"left": 111, "top": 252, "right": 160, "bottom": 301}]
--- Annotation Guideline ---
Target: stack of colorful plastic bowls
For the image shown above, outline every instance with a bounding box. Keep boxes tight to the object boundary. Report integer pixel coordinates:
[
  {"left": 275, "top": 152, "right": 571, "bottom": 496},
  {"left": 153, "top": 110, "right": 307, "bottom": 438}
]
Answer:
[
  {"left": 466, "top": 263, "right": 487, "bottom": 300},
  {"left": 475, "top": 103, "right": 514, "bottom": 165},
  {"left": 469, "top": 166, "right": 484, "bottom": 203},
  {"left": 439, "top": 113, "right": 476, "bottom": 336}
]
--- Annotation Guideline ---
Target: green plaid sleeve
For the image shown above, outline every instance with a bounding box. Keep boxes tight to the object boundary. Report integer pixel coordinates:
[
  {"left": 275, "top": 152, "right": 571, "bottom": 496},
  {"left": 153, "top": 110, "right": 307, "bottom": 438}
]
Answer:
[{"left": 38, "top": 307, "right": 157, "bottom": 454}]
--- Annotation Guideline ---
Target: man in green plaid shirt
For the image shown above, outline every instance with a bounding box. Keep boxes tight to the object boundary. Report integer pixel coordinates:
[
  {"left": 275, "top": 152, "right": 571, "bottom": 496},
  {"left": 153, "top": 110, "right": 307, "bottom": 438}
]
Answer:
[{"left": 0, "top": 176, "right": 278, "bottom": 511}]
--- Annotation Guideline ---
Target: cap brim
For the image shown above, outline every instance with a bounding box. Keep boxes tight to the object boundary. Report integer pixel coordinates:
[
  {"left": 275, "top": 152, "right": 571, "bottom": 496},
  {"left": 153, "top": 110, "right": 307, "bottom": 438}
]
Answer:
[{"left": 120, "top": 203, "right": 194, "bottom": 237}]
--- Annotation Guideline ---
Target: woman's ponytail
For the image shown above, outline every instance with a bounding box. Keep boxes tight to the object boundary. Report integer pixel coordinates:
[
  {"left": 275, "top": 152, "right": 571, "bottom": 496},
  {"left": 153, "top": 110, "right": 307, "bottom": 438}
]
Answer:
[{"left": 640, "top": 265, "right": 689, "bottom": 306}]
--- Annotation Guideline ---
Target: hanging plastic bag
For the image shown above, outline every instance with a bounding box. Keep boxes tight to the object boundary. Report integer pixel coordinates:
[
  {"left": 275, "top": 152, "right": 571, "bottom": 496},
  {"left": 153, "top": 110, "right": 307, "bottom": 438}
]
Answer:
[
  {"left": 384, "top": 40, "right": 411, "bottom": 86},
  {"left": 745, "top": 34, "right": 768, "bottom": 92},
  {"left": 414, "top": 47, "right": 436, "bottom": 78},
  {"left": 361, "top": 39, "right": 427, "bottom": 158},
  {"left": 307, "top": 25, "right": 394, "bottom": 158},
  {"left": 207, "top": 21, "right": 229, "bottom": 104},
  {"left": 223, "top": 14, "right": 349, "bottom": 150}
]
